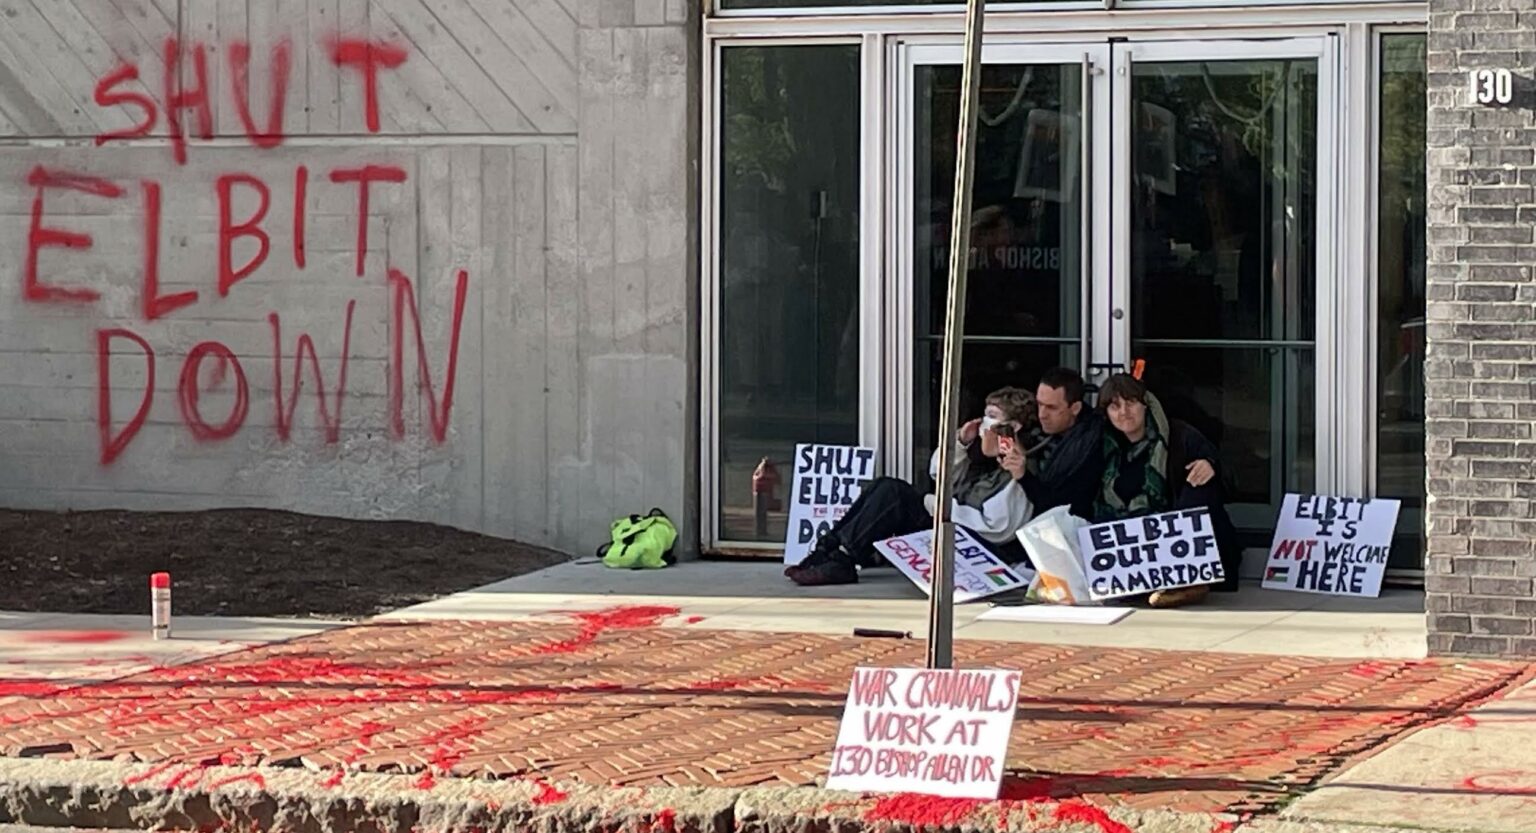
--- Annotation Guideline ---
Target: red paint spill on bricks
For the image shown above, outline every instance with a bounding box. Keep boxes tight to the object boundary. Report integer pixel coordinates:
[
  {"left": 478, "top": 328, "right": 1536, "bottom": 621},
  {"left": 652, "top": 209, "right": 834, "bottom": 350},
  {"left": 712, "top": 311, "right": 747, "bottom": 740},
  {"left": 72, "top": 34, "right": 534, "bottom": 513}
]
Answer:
[
  {"left": 651, "top": 808, "right": 678, "bottom": 833},
  {"left": 320, "top": 770, "right": 345, "bottom": 789},
  {"left": 415, "top": 771, "right": 437, "bottom": 790},
  {"left": 534, "top": 605, "right": 681, "bottom": 655},
  {"left": 0, "top": 681, "right": 65, "bottom": 698},
  {"left": 685, "top": 616, "right": 706, "bottom": 625},
  {"left": 1347, "top": 661, "right": 1397, "bottom": 679},
  {"left": 1211, "top": 821, "right": 1236, "bottom": 833},
  {"left": 532, "top": 780, "right": 568, "bottom": 805},
  {"left": 1053, "top": 800, "right": 1133, "bottom": 833},
  {"left": 21, "top": 630, "right": 131, "bottom": 644}
]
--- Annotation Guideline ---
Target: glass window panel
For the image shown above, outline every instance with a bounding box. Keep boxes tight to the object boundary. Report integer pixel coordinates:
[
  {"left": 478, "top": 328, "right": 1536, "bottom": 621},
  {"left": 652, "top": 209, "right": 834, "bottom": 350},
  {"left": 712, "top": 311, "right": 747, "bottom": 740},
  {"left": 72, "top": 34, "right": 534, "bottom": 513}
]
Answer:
[
  {"left": 1129, "top": 58, "right": 1318, "bottom": 533},
  {"left": 1376, "top": 33, "right": 1427, "bottom": 570},
  {"left": 911, "top": 63, "right": 1086, "bottom": 485},
  {"left": 716, "top": 44, "right": 862, "bottom": 544}
]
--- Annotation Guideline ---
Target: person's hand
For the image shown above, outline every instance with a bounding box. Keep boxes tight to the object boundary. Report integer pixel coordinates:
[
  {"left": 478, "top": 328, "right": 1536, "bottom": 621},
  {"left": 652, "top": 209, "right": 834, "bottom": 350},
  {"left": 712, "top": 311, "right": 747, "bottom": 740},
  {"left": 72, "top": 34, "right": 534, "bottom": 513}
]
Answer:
[
  {"left": 959, "top": 418, "right": 983, "bottom": 445},
  {"left": 1000, "top": 441, "right": 1027, "bottom": 480},
  {"left": 1186, "top": 460, "right": 1215, "bottom": 487}
]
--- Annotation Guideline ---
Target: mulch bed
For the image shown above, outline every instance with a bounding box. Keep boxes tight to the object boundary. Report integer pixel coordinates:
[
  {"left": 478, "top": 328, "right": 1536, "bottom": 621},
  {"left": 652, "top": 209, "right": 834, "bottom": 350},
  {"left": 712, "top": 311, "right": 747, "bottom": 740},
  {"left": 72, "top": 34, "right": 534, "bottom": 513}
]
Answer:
[{"left": 0, "top": 508, "right": 568, "bottom": 619}]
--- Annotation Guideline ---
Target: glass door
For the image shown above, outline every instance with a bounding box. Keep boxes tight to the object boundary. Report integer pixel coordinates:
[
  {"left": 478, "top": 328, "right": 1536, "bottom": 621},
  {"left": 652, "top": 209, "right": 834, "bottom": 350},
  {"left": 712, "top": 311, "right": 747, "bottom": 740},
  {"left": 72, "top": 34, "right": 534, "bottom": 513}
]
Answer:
[
  {"left": 897, "top": 42, "right": 1111, "bottom": 485},
  {"left": 897, "top": 37, "right": 1339, "bottom": 545},
  {"left": 1107, "top": 38, "right": 1338, "bottom": 534}
]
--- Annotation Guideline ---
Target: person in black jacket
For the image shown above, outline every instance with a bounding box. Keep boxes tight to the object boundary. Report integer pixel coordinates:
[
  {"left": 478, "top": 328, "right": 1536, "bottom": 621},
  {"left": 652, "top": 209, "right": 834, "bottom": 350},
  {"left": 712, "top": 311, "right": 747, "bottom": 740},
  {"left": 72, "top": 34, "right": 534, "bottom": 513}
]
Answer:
[
  {"left": 785, "top": 387, "right": 1039, "bottom": 587},
  {"left": 1093, "top": 373, "right": 1243, "bottom": 607},
  {"left": 1017, "top": 367, "right": 1106, "bottom": 520}
]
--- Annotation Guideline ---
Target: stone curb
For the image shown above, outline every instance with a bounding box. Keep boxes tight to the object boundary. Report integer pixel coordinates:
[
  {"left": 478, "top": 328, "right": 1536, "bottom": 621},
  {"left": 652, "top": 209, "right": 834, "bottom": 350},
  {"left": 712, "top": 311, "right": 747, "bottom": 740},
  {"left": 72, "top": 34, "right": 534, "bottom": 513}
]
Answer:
[{"left": 0, "top": 759, "right": 1400, "bottom": 833}]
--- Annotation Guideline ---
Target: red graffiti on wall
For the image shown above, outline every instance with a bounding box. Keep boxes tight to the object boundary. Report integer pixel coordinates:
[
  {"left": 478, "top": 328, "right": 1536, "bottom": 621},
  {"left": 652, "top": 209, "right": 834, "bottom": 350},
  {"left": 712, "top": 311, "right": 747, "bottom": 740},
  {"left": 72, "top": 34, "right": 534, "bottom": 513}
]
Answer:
[
  {"left": 20, "top": 37, "right": 474, "bottom": 466},
  {"left": 271, "top": 302, "right": 357, "bottom": 445},
  {"left": 91, "top": 268, "right": 466, "bottom": 464},
  {"left": 93, "top": 35, "right": 405, "bottom": 162}
]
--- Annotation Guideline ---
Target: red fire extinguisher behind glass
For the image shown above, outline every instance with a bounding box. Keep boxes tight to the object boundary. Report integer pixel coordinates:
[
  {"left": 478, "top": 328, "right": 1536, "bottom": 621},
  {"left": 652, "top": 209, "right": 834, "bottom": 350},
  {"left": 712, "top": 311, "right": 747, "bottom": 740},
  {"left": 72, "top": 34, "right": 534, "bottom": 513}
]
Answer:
[{"left": 752, "top": 458, "right": 781, "bottom": 538}]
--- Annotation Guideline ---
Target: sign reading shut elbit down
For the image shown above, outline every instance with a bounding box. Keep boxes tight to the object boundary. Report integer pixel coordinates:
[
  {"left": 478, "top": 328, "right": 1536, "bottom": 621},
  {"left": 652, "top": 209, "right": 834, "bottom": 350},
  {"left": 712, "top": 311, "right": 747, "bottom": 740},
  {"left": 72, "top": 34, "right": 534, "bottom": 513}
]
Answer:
[
  {"left": 1262, "top": 494, "right": 1401, "bottom": 598},
  {"left": 783, "top": 444, "right": 877, "bottom": 566},
  {"left": 827, "top": 667, "right": 1021, "bottom": 799},
  {"left": 1076, "top": 508, "right": 1223, "bottom": 600}
]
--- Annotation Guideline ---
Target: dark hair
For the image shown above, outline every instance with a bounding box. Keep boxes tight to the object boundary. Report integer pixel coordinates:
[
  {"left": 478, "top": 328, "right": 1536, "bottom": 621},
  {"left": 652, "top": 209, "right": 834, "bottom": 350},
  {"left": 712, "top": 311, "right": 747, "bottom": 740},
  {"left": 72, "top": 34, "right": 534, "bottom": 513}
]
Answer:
[
  {"left": 1038, "top": 367, "right": 1086, "bottom": 406},
  {"left": 1096, "top": 374, "right": 1148, "bottom": 409}
]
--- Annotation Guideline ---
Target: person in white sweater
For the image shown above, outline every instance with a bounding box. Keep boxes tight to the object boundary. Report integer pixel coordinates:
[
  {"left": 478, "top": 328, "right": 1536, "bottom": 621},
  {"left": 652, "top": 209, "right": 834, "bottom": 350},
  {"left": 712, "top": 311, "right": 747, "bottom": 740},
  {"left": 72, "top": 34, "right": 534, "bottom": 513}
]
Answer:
[{"left": 786, "top": 387, "right": 1037, "bottom": 586}]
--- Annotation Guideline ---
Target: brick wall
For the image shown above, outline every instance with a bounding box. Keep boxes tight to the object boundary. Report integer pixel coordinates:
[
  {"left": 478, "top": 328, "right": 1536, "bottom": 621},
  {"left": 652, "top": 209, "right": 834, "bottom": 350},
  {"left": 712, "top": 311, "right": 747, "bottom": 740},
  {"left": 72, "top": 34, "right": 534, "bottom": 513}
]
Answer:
[{"left": 1425, "top": 0, "right": 1536, "bottom": 656}]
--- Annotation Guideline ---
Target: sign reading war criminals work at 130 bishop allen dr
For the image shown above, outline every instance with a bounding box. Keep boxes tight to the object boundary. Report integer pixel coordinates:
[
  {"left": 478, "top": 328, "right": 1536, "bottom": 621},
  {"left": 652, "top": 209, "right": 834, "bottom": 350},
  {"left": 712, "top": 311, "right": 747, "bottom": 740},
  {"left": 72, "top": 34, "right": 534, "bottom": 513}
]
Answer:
[
  {"left": 828, "top": 667, "right": 1021, "bottom": 800},
  {"left": 1263, "top": 494, "right": 1401, "bottom": 598},
  {"left": 784, "top": 444, "right": 877, "bottom": 566},
  {"left": 1077, "top": 509, "right": 1224, "bottom": 601},
  {"left": 875, "top": 528, "right": 1034, "bottom": 603}
]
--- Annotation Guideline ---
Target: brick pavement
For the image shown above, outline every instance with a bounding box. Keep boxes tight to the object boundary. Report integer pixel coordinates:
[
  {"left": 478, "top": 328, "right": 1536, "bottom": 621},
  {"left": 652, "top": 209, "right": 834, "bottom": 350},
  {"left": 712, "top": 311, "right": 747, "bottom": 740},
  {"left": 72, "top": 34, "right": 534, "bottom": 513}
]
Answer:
[{"left": 0, "top": 605, "right": 1527, "bottom": 817}]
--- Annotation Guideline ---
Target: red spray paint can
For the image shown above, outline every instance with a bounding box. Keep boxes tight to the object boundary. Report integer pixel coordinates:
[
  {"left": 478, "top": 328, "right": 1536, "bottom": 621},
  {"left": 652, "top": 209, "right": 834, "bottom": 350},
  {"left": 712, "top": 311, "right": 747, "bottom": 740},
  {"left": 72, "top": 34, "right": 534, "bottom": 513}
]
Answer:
[{"left": 151, "top": 572, "right": 171, "bottom": 640}]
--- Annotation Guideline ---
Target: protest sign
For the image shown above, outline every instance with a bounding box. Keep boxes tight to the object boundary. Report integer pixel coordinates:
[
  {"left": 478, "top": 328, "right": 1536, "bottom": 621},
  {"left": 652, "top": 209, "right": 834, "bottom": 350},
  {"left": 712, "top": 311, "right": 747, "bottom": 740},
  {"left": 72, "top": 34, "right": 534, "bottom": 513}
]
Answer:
[
  {"left": 1262, "top": 494, "right": 1401, "bottom": 597},
  {"left": 783, "top": 444, "right": 877, "bottom": 566},
  {"left": 827, "top": 666, "right": 1020, "bottom": 799},
  {"left": 875, "top": 528, "right": 1034, "bottom": 603},
  {"left": 1076, "top": 508, "right": 1223, "bottom": 601}
]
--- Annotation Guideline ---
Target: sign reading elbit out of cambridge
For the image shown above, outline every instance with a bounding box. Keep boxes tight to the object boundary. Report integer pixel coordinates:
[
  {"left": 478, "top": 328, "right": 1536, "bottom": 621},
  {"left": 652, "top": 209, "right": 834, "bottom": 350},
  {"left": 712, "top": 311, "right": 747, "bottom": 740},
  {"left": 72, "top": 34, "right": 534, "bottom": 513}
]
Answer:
[
  {"left": 827, "top": 667, "right": 1020, "bottom": 799},
  {"left": 1076, "top": 508, "right": 1223, "bottom": 601},
  {"left": 1263, "top": 494, "right": 1401, "bottom": 598},
  {"left": 783, "top": 444, "right": 877, "bottom": 566}
]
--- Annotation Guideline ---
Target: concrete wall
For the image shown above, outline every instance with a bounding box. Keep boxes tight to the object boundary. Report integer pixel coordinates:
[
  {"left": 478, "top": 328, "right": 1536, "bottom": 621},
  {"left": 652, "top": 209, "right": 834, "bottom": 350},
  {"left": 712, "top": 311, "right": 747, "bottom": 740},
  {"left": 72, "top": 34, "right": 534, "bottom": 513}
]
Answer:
[
  {"left": 0, "top": 0, "right": 697, "bottom": 557},
  {"left": 1425, "top": 0, "right": 1536, "bottom": 656}
]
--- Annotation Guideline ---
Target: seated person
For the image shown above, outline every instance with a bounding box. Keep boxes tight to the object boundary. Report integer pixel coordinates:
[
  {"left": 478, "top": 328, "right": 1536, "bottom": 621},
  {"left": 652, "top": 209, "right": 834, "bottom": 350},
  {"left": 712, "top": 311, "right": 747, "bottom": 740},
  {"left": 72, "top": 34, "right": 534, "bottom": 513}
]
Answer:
[
  {"left": 1018, "top": 367, "right": 1105, "bottom": 519},
  {"left": 1093, "top": 373, "right": 1243, "bottom": 607},
  {"left": 785, "top": 387, "right": 1037, "bottom": 586}
]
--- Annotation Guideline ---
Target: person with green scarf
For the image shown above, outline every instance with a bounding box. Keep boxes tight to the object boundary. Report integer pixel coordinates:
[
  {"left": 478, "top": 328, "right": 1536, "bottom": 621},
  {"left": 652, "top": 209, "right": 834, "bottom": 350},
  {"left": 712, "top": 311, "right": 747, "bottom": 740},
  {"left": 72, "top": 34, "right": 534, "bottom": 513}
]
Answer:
[{"left": 1092, "top": 374, "right": 1242, "bottom": 608}]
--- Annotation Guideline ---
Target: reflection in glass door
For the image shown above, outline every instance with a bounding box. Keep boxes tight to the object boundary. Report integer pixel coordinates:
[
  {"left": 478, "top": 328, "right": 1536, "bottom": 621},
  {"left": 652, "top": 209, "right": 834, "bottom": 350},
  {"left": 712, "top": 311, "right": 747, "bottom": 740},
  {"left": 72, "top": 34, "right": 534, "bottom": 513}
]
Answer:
[
  {"left": 1111, "top": 40, "right": 1333, "bottom": 534},
  {"left": 902, "top": 45, "right": 1109, "bottom": 485},
  {"left": 898, "top": 39, "right": 1335, "bottom": 536}
]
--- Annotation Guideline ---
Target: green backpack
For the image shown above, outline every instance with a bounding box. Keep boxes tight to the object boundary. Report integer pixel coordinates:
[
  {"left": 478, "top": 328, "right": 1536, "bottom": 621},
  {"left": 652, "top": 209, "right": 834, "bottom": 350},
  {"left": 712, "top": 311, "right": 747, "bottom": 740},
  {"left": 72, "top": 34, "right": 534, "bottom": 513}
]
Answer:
[{"left": 599, "top": 508, "right": 678, "bottom": 570}]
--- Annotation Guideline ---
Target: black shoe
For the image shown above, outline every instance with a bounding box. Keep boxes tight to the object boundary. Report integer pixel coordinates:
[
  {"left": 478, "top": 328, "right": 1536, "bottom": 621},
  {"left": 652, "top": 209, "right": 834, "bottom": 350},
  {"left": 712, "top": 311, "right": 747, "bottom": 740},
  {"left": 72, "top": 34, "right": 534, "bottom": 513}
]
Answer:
[
  {"left": 787, "top": 537, "right": 843, "bottom": 577},
  {"left": 789, "top": 558, "right": 858, "bottom": 586}
]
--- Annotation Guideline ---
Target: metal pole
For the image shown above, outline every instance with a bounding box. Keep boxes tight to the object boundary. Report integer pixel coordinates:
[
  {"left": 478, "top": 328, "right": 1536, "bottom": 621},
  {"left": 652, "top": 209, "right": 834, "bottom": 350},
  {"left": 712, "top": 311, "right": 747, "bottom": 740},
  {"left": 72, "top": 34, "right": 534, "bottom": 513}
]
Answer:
[{"left": 926, "top": 0, "right": 987, "bottom": 671}]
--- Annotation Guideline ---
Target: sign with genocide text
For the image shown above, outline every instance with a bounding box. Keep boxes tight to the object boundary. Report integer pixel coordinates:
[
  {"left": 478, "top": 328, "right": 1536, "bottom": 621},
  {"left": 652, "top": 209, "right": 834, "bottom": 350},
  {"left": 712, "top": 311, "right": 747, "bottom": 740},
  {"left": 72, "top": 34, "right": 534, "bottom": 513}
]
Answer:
[
  {"left": 784, "top": 444, "right": 878, "bottom": 566},
  {"left": 1263, "top": 494, "right": 1401, "bottom": 597},
  {"left": 875, "top": 528, "right": 1034, "bottom": 603},
  {"left": 827, "top": 667, "right": 1021, "bottom": 799},
  {"left": 1076, "top": 509, "right": 1224, "bottom": 601}
]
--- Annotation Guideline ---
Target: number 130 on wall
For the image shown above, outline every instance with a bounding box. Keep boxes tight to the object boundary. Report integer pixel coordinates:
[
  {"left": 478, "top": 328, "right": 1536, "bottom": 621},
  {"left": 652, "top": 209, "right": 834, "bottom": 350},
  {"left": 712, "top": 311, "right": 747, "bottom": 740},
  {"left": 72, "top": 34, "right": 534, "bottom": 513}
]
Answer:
[{"left": 1470, "top": 68, "right": 1514, "bottom": 106}]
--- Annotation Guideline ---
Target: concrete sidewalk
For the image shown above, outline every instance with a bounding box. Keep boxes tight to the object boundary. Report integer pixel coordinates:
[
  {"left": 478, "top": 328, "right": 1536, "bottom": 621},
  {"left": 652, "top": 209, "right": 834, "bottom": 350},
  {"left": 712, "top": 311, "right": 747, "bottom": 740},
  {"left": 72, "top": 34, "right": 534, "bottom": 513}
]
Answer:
[
  {"left": 1282, "top": 676, "right": 1536, "bottom": 833},
  {"left": 0, "top": 610, "right": 344, "bottom": 687}
]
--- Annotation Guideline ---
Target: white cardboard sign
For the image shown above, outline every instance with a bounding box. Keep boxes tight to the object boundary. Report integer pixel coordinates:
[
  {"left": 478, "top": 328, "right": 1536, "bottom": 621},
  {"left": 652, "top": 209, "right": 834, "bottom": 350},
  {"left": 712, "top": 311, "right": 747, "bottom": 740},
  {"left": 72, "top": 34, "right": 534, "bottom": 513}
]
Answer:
[
  {"left": 783, "top": 444, "right": 878, "bottom": 566},
  {"left": 1262, "top": 494, "right": 1401, "bottom": 597},
  {"left": 1076, "top": 508, "right": 1223, "bottom": 601},
  {"left": 827, "top": 666, "right": 1021, "bottom": 799},
  {"left": 874, "top": 528, "right": 1034, "bottom": 604}
]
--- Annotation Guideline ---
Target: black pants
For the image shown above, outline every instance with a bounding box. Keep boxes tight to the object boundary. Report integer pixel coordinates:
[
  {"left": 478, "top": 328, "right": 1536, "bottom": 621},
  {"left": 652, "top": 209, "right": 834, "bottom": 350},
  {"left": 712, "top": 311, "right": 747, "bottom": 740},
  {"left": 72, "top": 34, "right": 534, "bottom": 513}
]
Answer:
[
  {"left": 827, "top": 477, "right": 1031, "bottom": 568},
  {"left": 1173, "top": 483, "right": 1242, "bottom": 592}
]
